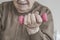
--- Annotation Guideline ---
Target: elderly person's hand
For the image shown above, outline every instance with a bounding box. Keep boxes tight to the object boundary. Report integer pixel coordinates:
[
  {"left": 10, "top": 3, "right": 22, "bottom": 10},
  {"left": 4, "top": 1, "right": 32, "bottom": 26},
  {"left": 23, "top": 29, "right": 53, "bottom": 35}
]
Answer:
[{"left": 24, "top": 11, "right": 43, "bottom": 35}]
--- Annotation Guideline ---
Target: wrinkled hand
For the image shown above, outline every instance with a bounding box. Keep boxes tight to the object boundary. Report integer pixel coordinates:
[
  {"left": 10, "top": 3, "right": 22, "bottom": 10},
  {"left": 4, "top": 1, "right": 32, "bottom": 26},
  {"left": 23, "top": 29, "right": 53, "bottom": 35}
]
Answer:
[
  {"left": 18, "top": 11, "right": 43, "bottom": 35},
  {"left": 24, "top": 11, "right": 42, "bottom": 28},
  {"left": 24, "top": 11, "right": 43, "bottom": 35}
]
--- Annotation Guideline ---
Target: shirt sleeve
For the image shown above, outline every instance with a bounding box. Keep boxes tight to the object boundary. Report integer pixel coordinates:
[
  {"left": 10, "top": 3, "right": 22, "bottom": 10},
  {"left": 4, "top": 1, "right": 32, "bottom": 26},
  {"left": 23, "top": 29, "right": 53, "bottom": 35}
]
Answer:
[{"left": 29, "top": 6, "right": 54, "bottom": 40}]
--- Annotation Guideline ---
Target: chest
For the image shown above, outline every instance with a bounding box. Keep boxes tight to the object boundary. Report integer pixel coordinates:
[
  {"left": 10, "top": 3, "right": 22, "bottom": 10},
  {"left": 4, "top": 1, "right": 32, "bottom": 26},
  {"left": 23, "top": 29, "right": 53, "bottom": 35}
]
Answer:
[{"left": 2, "top": 9, "right": 29, "bottom": 40}]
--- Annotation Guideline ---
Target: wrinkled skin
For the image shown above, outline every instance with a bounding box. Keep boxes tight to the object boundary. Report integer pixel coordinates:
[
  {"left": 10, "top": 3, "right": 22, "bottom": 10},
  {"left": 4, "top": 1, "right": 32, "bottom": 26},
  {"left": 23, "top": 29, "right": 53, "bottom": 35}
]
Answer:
[
  {"left": 24, "top": 11, "right": 42, "bottom": 28},
  {"left": 13, "top": 0, "right": 37, "bottom": 13}
]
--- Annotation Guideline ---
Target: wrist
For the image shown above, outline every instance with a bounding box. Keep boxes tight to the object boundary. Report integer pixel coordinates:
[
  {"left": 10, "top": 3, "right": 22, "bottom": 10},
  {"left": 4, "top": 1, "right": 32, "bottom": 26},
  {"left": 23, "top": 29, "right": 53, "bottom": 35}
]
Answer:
[{"left": 26, "top": 26, "right": 40, "bottom": 35}]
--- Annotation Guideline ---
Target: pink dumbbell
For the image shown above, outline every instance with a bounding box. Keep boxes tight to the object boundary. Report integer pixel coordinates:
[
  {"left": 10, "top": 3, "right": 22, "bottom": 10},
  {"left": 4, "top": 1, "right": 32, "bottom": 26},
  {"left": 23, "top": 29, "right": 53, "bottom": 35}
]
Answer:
[
  {"left": 18, "top": 13, "right": 48, "bottom": 25},
  {"left": 41, "top": 13, "right": 48, "bottom": 22},
  {"left": 18, "top": 15, "right": 24, "bottom": 24}
]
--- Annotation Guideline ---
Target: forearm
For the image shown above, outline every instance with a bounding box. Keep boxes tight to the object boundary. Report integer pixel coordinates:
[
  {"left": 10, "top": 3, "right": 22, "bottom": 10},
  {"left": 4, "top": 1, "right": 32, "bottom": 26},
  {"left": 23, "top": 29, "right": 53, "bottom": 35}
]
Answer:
[
  {"left": 26, "top": 27, "right": 53, "bottom": 40},
  {"left": 29, "top": 29, "right": 53, "bottom": 40}
]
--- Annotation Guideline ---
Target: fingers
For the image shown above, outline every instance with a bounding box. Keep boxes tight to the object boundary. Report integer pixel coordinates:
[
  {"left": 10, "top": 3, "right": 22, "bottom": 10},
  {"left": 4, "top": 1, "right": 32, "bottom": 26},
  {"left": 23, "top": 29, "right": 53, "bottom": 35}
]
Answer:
[
  {"left": 36, "top": 15, "right": 42, "bottom": 23},
  {"left": 35, "top": 12, "right": 42, "bottom": 23},
  {"left": 24, "top": 13, "right": 32, "bottom": 25},
  {"left": 24, "top": 15, "right": 28, "bottom": 25},
  {"left": 27, "top": 13, "right": 31, "bottom": 24},
  {"left": 31, "top": 13, "right": 36, "bottom": 24},
  {"left": 24, "top": 12, "right": 42, "bottom": 26}
]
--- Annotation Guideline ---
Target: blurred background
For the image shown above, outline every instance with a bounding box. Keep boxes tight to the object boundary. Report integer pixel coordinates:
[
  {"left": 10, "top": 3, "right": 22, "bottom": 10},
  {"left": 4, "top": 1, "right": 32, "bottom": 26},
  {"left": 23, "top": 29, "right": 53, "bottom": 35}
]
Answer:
[{"left": 0, "top": 0, "right": 60, "bottom": 40}]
